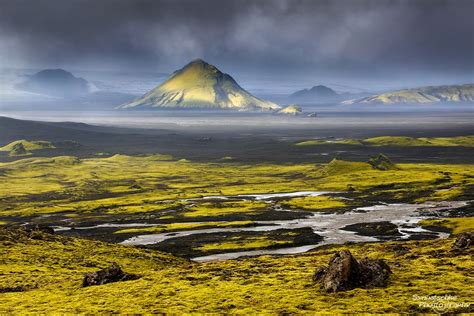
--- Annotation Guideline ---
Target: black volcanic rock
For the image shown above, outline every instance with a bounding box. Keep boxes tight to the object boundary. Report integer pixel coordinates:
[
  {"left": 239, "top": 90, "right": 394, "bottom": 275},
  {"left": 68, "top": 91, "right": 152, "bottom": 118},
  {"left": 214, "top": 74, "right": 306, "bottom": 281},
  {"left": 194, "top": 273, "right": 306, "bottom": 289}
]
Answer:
[
  {"left": 313, "top": 250, "right": 392, "bottom": 292},
  {"left": 82, "top": 263, "right": 138, "bottom": 287},
  {"left": 15, "top": 69, "right": 90, "bottom": 97},
  {"left": 452, "top": 232, "right": 473, "bottom": 253}
]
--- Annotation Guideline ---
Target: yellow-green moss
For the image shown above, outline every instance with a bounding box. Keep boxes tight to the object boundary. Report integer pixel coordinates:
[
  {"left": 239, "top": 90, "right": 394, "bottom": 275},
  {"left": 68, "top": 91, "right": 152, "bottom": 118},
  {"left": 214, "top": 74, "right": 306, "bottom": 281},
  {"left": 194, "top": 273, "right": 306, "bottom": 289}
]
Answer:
[
  {"left": 0, "top": 140, "right": 55, "bottom": 151},
  {"left": 280, "top": 196, "right": 347, "bottom": 211},
  {"left": 181, "top": 200, "right": 268, "bottom": 217},
  {"left": 0, "top": 229, "right": 472, "bottom": 314},
  {"left": 364, "top": 135, "right": 474, "bottom": 147},
  {"left": 0, "top": 156, "right": 472, "bottom": 217},
  {"left": 295, "top": 136, "right": 474, "bottom": 147},
  {"left": 197, "top": 238, "right": 291, "bottom": 251},
  {"left": 115, "top": 221, "right": 254, "bottom": 234},
  {"left": 420, "top": 217, "right": 474, "bottom": 234}
]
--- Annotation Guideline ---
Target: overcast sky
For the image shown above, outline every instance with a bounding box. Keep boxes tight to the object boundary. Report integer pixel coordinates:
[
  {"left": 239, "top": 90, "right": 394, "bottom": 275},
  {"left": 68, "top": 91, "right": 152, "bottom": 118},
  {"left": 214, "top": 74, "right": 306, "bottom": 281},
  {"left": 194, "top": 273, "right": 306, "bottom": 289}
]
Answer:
[{"left": 0, "top": 0, "right": 472, "bottom": 90}]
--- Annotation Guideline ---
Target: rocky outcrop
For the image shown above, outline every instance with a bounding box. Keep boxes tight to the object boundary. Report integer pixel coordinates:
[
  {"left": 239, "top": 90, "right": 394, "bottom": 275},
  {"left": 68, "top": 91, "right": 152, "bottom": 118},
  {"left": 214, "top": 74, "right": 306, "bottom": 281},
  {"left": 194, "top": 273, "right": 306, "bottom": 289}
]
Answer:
[
  {"left": 451, "top": 232, "right": 473, "bottom": 253},
  {"left": 22, "top": 224, "right": 55, "bottom": 235},
  {"left": 368, "top": 154, "right": 396, "bottom": 170},
  {"left": 9, "top": 143, "right": 29, "bottom": 156},
  {"left": 313, "top": 250, "right": 392, "bottom": 292},
  {"left": 342, "top": 221, "right": 401, "bottom": 239},
  {"left": 82, "top": 263, "right": 138, "bottom": 287}
]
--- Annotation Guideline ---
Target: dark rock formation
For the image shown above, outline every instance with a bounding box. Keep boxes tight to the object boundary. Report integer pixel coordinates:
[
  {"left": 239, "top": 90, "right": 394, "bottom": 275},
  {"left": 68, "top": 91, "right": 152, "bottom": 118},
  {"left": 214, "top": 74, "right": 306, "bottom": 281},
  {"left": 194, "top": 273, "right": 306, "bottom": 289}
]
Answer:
[
  {"left": 0, "top": 227, "right": 55, "bottom": 243},
  {"left": 342, "top": 221, "right": 401, "bottom": 239},
  {"left": 313, "top": 250, "right": 392, "bottom": 292},
  {"left": 368, "top": 154, "right": 396, "bottom": 170},
  {"left": 452, "top": 232, "right": 473, "bottom": 253},
  {"left": 9, "top": 143, "right": 29, "bottom": 156},
  {"left": 23, "top": 224, "right": 55, "bottom": 235},
  {"left": 82, "top": 263, "right": 138, "bottom": 287}
]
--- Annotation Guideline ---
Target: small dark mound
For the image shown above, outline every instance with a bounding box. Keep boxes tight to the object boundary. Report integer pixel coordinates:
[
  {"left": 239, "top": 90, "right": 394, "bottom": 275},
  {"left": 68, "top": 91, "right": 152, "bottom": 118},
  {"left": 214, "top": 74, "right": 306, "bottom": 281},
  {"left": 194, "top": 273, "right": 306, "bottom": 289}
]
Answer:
[
  {"left": 0, "top": 226, "right": 56, "bottom": 243},
  {"left": 451, "top": 232, "right": 473, "bottom": 253},
  {"left": 342, "top": 221, "right": 401, "bottom": 239},
  {"left": 82, "top": 263, "right": 139, "bottom": 287},
  {"left": 384, "top": 243, "right": 410, "bottom": 256},
  {"left": 0, "top": 286, "right": 29, "bottom": 293},
  {"left": 128, "top": 183, "right": 142, "bottom": 190},
  {"left": 313, "top": 250, "right": 392, "bottom": 292},
  {"left": 22, "top": 224, "right": 55, "bottom": 235},
  {"left": 368, "top": 154, "right": 396, "bottom": 170}
]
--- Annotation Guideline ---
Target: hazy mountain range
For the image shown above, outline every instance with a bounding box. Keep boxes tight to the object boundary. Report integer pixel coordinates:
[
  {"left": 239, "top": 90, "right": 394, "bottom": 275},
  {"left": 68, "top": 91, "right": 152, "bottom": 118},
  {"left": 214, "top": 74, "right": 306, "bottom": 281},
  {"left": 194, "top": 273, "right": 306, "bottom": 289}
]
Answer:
[
  {"left": 6, "top": 63, "right": 473, "bottom": 110},
  {"left": 15, "top": 69, "right": 91, "bottom": 97},
  {"left": 343, "top": 84, "right": 474, "bottom": 105},
  {"left": 288, "top": 85, "right": 341, "bottom": 104}
]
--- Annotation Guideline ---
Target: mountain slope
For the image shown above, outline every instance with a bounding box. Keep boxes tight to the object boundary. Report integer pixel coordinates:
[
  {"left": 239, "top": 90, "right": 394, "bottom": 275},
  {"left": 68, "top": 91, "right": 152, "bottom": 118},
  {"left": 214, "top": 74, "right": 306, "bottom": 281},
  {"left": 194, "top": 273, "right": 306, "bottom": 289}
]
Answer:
[
  {"left": 278, "top": 104, "right": 302, "bottom": 115},
  {"left": 343, "top": 84, "right": 474, "bottom": 105},
  {"left": 15, "top": 69, "right": 90, "bottom": 97},
  {"left": 0, "top": 140, "right": 55, "bottom": 152},
  {"left": 120, "top": 59, "right": 280, "bottom": 111}
]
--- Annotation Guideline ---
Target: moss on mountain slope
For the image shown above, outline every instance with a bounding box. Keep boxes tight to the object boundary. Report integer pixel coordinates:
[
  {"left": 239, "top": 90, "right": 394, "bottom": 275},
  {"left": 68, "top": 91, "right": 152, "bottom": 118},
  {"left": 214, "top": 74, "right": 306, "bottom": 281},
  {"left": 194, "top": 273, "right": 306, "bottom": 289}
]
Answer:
[{"left": 0, "top": 228, "right": 472, "bottom": 314}]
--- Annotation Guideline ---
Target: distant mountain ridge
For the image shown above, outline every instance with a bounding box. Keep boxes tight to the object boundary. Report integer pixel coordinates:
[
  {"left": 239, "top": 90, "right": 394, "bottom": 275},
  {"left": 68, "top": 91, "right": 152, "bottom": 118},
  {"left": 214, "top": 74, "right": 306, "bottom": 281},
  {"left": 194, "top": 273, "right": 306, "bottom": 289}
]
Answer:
[
  {"left": 120, "top": 59, "right": 280, "bottom": 111},
  {"left": 343, "top": 84, "right": 474, "bottom": 105},
  {"left": 15, "top": 69, "right": 90, "bottom": 97},
  {"left": 288, "top": 85, "right": 340, "bottom": 104}
]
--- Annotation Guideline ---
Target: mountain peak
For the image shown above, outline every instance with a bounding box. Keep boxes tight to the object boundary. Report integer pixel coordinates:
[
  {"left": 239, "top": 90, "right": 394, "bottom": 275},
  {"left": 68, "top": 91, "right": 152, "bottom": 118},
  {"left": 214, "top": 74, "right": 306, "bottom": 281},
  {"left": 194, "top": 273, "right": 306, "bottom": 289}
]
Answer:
[
  {"left": 179, "top": 58, "right": 220, "bottom": 76},
  {"left": 188, "top": 58, "right": 208, "bottom": 66},
  {"left": 309, "top": 85, "right": 337, "bottom": 94},
  {"left": 120, "top": 60, "right": 280, "bottom": 111}
]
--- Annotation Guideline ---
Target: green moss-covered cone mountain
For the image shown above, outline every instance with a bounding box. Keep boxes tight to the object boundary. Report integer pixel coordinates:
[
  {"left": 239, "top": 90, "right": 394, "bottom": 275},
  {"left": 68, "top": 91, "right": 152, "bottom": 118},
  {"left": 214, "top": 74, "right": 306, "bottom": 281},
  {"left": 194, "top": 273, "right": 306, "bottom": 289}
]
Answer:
[{"left": 119, "top": 59, "right": 280, "bottom": 111}]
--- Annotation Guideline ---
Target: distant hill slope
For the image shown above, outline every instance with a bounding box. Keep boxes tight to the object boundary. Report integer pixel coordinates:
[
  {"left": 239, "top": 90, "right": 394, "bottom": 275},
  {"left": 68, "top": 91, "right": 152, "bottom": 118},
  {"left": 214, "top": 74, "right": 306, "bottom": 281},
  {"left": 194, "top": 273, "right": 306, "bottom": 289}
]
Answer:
[
  {"left": 15, "top": 69, "right": 90, "bottom": 97},
  {"left": 343, "top": 84, "right": 474, "bottom": 105},
  {"left": 0, "top": 140, "right": 55, "bottom": 152},
  {"left": 119, "top": 59, "right": 280, "bottom": 111},
  {"left": 278, "top": 104, "right": 302, "bottom": 115},
  {"left": 0, "top": 116, "right": 114, "bottom": 145},
  {"left": 288, "top": 85, "right": 340, "bottom": 104}
]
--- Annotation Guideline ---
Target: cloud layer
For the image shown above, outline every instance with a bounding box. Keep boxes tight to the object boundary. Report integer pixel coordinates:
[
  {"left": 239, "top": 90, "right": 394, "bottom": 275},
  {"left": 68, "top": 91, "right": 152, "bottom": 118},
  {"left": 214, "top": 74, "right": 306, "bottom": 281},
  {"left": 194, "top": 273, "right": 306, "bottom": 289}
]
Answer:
[{"left": 0, "top": 0, "right": 472, "bottom": 86}]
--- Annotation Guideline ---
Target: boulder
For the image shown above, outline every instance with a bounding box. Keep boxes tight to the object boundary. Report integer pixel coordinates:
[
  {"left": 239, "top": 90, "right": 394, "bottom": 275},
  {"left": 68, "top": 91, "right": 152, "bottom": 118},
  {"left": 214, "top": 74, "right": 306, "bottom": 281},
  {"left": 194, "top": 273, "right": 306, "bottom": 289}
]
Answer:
[
  {"left": 452, "top": 232, "right": 473, "bottom": 253},
  {"left": 313, "top": 250, "right": 392, "bottom": 292},
  {"left": 82, "top": 263, "right": 138, "bottom": 287}
]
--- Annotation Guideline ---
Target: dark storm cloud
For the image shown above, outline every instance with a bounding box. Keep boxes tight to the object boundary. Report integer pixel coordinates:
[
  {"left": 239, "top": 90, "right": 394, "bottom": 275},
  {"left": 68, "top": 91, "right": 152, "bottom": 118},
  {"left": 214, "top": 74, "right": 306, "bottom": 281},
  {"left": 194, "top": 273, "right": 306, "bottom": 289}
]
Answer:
[{"left": 0, "top": 0, "right": 472, "bottom": 82}]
